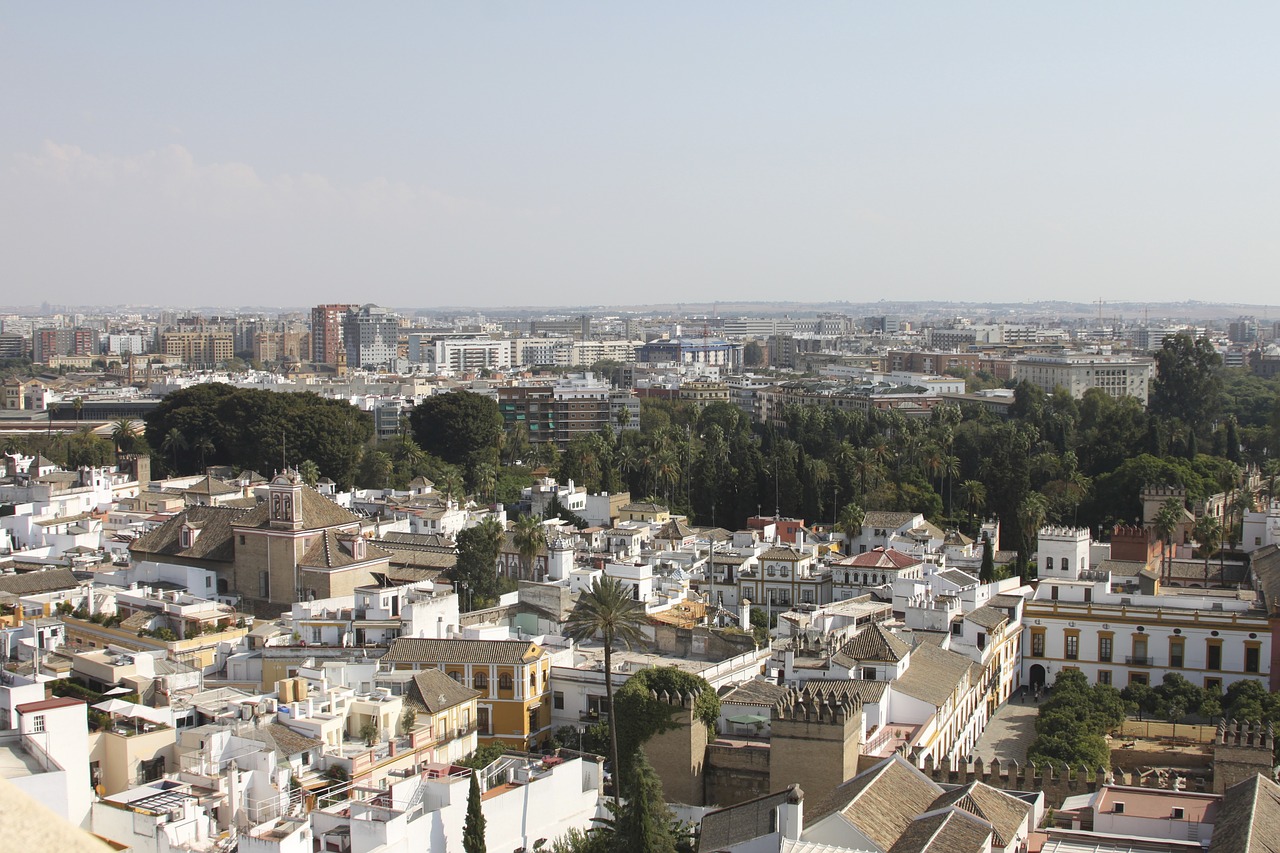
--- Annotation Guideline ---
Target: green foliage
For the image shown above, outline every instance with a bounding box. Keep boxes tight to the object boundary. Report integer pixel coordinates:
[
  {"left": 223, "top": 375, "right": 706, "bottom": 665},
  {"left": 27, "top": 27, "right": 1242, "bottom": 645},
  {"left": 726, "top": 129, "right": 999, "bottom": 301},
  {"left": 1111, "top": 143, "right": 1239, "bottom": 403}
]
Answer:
[
  {"left": 452, "top": 517, "right": 504, "bottom": 609},
  {"left": 613, "top": 667, "right": 719, "bottom": 776},
  {"left": 359, "top": 720, "right": 378, "bottom": 746},
  {"left": 1027, "top": 669, "right": 1123, "bottom": 770},
  {"left": 409, "top": 390, "right": 503, "bottom": 475},
  {"left": 1150, "top": 333, "right": 1224, "bottom": 437},
  {"left": 458, "top": 742, "right": 509, "bottom": 770},
  {"left": 463, "top": 770, "right": 487, "bottom": 853},
  {"left": 144, "top": 383, "right": 373, "bottom": 484},
  {"left": 610, "top": 748, "right": 678, "bottom": 853}
]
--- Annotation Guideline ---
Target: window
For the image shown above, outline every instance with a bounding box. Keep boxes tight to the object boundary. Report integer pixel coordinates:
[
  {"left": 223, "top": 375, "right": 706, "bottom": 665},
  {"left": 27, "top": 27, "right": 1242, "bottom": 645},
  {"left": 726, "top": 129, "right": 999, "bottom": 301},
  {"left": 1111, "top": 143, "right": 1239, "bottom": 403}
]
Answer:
[
  {"left": 499, "top": 673, "right": 513, "bottom": 691},
  {"left": 1099, "top": 637, "right": 1112, "bottom": 663},
  {"left": 1065, "top": 635, "right": 1079, "bottom": 660},
  {"left": 553, "top": 691, "right": 564, "bottom": 710},
  {"left": 1084, "top": 589, "right": 1092, "bottom": 603},
  {"left": 862, "top": 667, "right": 877, "bottom": 680},
  {"left": 1172, "top": 807, "right": 1185, "bottom": 820},
  {"left": 205, "top": 575, "right": 212, "bottom": 588},
  {"left": 1045, "top": 557, "right": 1053, "bottom": 573},
  {"left": 977, "top": 632, "right": 986, "bottom": 651},
  {"left": 473, "top": 672, "right": 488, "bottom": 691},
  {"left": 1098, "top": 670, "right": 1112, "bottom": 686},
  {"left": 1061, "top": 557, "right": 1069, "bottom": 572},
  {"left": 1031, "top": 633, "right": 1045, "bottom": 658},
  {"left": 449, "top": 671, "right": 461, "bottom": 683},
  {"left": 311, "top": 628, "right": 322, "bottom": 644},
  {"left": 259, "top": 571, "right": 270, "bottom": 598},
  {"left": 1207, "top": 643, "right": 1222, "bottom": 671},
  {"left": 1170, "top": 640, "right": 1184, "bottom": 669},
  {"left": 1113, "top": 802, "right": 1125, "bottom": 815},
  {"left": 1246, "top": 646, "right": 1261, "bottom": 673},
  {"left": 30, "top": 715, "right": 44, "bottom": 733},
  {"left": 239, "top": 535, "right": 246, "bottom": 545},
  {"left": 1050, "top": 586, "right": 1059, "bottom": 601},
  {"left": 1205, "top": 677, "right": 1222, "bottom": 693}
]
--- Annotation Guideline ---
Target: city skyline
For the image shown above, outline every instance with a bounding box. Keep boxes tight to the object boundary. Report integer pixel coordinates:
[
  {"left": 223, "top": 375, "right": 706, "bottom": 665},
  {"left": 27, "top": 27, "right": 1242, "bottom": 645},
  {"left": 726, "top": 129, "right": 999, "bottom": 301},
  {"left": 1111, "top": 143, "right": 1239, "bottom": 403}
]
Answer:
[{"left": 4, "top": 4, "right": 1280, "bottom": 308}]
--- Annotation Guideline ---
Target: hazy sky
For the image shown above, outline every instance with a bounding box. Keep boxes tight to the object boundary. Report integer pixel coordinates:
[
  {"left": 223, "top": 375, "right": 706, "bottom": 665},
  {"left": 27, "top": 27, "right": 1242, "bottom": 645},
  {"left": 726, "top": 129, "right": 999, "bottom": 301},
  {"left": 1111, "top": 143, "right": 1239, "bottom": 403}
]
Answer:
[{"left": 3, "top": 4, "right": 1279, "bottom": 309}]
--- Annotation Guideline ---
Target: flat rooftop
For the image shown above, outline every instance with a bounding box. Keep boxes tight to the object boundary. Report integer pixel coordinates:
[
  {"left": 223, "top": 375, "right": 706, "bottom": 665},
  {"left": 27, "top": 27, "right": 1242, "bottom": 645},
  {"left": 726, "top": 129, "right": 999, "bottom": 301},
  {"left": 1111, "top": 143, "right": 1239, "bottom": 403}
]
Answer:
[{"left": 0, "top": 743, "right": 47, "bottom": 779}]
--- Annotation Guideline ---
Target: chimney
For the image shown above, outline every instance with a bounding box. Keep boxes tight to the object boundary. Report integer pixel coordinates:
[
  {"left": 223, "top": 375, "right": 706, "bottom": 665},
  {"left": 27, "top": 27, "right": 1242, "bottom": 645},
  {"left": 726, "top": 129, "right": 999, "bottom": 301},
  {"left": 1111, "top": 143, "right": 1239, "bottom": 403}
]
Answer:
[{"left": 740, "top": 598, "right": 752, "bottom": 631}]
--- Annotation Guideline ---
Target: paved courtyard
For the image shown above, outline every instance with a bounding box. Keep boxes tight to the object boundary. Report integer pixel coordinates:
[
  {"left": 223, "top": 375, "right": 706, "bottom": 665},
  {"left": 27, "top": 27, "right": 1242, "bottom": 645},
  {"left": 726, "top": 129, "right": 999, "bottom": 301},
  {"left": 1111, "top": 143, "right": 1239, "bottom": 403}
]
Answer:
[{"left": 971, "top": 697, "right": 1040, "bottom": 765}]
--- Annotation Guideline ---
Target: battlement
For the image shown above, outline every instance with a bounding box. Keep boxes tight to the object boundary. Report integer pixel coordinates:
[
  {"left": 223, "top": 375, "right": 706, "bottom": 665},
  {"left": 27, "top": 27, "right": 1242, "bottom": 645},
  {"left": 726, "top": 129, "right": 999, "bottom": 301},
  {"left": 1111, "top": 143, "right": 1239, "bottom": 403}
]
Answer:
[
  {"left": 1038, "top": 526, "right": 1091, "bottom": 541},
  {"left": 772, "top": 690, "right": 860, "bottom": 725},
  {"left": 1217, "top": 719, "right": 1273, "bottom": 749},
  {"left": 648, "top": 687, "right": 702, "bottom": 709}
]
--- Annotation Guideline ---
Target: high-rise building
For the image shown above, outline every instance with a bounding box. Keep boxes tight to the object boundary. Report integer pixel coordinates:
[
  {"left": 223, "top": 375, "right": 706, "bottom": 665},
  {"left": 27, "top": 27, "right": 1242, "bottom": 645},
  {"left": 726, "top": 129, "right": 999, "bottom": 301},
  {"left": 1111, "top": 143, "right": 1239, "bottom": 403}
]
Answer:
[
  {"left": 311, "top": 303, "right": 355, "bottom": 365},
  {"left": 343, "top": 304, "right": 399, "bottom": 369}
]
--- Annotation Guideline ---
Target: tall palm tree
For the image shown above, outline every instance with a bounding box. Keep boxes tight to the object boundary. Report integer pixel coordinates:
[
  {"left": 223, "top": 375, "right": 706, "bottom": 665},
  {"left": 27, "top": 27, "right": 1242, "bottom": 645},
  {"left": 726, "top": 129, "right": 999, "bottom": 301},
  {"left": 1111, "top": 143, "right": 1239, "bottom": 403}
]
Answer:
[
  {"left": 473, "top": 462, "right": 497, "bottom": 504},
  {"left": 161, "top": 428, "right": 186, "bottom": 474},
  {"left": 513, "top": 515, "right": 546, "bottom": 581},
  {"left": 1017, "top": 492, "right": 1049, "bottom": 578},
  {"left": 563, "top": 576, "right": 648, "bottom": 805},
  {"left": 195, "top": 436, "right": 215, "bottom": 471},
  {"left": 1193, "top": 515, "right": 1221, "bottom": 582},
  {"left": 958, "top": 480, "right": 986, "bottom": 534},
  {"left": 1153, "top": 499, "right": 1181, "bottom": 582}
]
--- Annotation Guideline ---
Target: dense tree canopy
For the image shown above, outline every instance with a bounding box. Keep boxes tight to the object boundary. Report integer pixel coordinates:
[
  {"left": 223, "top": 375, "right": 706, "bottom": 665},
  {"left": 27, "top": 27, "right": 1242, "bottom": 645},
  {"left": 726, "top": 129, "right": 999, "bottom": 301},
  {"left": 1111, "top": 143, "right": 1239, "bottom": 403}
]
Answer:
[
  {"left": 408, "top": 390, "right": 503, "bottom": 478},
  {"left": 1028, "top": 669, "right": 1125, "bottom": 770},
  {"left": 144, "top": 383, "right": 373, "bottom": 485}
]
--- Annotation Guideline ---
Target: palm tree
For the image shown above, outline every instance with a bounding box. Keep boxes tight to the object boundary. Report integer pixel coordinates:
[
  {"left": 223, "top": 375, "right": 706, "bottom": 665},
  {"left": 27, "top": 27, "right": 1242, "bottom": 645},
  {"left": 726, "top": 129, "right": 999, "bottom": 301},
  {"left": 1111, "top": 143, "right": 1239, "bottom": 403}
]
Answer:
[
  {"left": 1193, "top": 515, "right": 1221, "bottom": 582},
  {"left": 563, "top": 576, "right": 648, "bottom": 805},
  {"left": 1017, "top": 492, "right": 1049, "bottom": 578},
  {"left": 73, "top": 396, "right": 83, "bottom": 423},
  {"left": 1153, "top": 498, "right": 1181, "bottom": 582},
  {"left": 110, "top": 418, "right": 139, "bottom": 455},
  {"left": 161, "top": 428, "right": 187, "bottom": 474},
  {"left": 837, "top": 503, "right": 865, "bottom": 553},
  {"left": 513, "top": 515, "right": 546, "bottom": 581},
  {"left": 958, "top": 480, "right": 986, "bottom": 534},
  {"left": 438, "top": 469, "right": 465, "bottom": 504},
  {"left": 473, "top": 462, "right": 497, "bottom": 504},
  {"left": 195, "top": 435, "right": 215, "bottom": 471}
]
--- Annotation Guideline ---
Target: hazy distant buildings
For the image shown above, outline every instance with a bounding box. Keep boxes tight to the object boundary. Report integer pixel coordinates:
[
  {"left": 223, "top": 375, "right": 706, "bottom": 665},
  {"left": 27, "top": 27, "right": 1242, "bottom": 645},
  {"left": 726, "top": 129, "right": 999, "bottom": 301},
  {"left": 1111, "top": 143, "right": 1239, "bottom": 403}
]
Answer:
[
  {"left": 159, "top": 330, "right": 233, "bottom": 368},
  {"left": 311, "top": 303, "right": 355, "bottom": 365},
  {"left": 1014, "top": 353, "right": 1153, "bottom": 404},
  {"left": 343, "top": 304, "right": 399, "bottom": 369}
]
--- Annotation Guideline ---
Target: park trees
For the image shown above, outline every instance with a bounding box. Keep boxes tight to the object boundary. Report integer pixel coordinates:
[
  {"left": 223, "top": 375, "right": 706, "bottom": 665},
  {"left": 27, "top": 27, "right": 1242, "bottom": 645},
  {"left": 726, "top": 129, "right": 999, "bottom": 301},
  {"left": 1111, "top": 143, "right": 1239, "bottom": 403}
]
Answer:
[
  {"left": 1027, "top": 669, "right": 1124, "bottom": 770},
  {"left": 408, "top": 390, "right": 503, "bottom": 476}
]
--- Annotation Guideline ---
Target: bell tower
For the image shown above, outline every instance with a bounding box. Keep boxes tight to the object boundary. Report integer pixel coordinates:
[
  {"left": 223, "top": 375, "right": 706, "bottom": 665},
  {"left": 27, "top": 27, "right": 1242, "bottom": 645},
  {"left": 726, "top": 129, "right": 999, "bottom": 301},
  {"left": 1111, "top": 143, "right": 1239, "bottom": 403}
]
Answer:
[{"left": 269, "top": 471, "right": 304, "bottom": 531}]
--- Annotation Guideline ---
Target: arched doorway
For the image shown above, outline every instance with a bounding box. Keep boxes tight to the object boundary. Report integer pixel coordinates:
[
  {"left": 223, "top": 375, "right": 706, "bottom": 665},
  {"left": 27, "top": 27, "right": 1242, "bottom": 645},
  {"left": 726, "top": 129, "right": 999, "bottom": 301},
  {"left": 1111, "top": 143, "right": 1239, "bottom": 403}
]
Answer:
[{"left": 1029, "top": 664, "right": 1046, "bottom": 689}]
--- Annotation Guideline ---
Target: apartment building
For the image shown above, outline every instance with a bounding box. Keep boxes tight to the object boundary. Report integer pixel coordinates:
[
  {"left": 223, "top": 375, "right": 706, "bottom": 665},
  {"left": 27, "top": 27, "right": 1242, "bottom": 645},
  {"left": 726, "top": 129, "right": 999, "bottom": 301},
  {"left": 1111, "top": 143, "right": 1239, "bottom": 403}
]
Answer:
[
  {"left": 1022, "top": 528, "right": 1272, "bottom": 693},
  {"left": 310, "top": 303, "right": 355, "bottom": 364},
  {"left": 381, "top": 638, "right": 553, "bottom": 751},
  {"left": 1013, "top": 352, "right": 1154, "bottom": 404},
  {"left": 159, "top": 331, "right": 234, "bottom": 368}
]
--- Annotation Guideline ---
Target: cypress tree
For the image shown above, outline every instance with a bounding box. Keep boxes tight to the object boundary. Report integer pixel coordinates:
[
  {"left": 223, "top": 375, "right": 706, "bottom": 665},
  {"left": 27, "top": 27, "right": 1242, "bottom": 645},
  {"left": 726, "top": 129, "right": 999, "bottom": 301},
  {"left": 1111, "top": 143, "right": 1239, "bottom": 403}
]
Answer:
[
  {"left": 613, "top": 749, "right": 677, "bottom": 853},
  {"left": 463, "top": 770, "right": 486, "bottom": 853},
  {"left": 979, "top": 535, "right": 996, "bottom": 583}
]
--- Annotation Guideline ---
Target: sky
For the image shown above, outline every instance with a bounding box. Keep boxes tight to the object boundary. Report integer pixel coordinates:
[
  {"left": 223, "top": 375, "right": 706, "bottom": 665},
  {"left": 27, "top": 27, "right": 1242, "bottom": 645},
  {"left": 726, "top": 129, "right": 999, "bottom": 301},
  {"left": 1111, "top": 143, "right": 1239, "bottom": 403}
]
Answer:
[{"left": 2, "top": 3, "right": 1279, "bottom": 310}]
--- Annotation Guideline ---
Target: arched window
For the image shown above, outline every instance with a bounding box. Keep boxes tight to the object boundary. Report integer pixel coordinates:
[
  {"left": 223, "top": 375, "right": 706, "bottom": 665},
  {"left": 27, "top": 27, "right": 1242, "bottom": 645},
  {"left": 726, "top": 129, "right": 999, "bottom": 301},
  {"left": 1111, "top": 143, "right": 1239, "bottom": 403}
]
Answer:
[
  {"left": 1045, "top": 557, "right": 1053, "bottom": 572},
  {"left": 499, "top": 673, "right": 513, "bottom": 691},
  {"left": 449, "top": 671, "right": 461, "bottom": 683},
  {"left": 1061, "top": 557, "right": 1069, "bottom": 571},
  {"left": 473, "top": 672, "right": 488, "bottom": 691}
]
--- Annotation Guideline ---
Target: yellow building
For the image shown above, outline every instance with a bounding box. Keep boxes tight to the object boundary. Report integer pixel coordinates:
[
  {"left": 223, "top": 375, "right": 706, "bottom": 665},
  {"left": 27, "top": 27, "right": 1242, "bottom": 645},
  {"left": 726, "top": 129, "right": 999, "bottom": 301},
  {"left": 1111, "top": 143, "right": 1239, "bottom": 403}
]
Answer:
[{"left": 382, "top": 638, "right": 552, "bottom": 751}]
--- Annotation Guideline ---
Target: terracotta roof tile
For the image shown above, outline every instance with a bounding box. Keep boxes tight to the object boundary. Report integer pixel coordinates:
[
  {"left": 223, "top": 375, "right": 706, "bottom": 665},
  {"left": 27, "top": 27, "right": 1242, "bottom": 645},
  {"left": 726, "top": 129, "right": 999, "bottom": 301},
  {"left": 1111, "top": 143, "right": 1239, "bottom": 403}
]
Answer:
[{"left": 383, "top": 638, "right": 545, "bottom": 666}]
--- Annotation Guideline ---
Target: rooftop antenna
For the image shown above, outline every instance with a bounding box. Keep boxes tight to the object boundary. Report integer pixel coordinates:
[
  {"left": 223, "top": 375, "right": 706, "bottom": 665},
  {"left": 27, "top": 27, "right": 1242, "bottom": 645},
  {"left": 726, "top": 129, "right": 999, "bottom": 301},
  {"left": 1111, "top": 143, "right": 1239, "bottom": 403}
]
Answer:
[{"left": 282, "top": 430, "right": 286, "bottom": 472}]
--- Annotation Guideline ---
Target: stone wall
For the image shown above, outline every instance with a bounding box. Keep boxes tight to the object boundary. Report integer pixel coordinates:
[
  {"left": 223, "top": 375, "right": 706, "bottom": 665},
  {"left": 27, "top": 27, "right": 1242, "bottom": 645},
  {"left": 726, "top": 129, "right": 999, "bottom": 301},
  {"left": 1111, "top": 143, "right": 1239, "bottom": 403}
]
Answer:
[{"left": 704, "top": 741, "right": 771, "bottom": 807}]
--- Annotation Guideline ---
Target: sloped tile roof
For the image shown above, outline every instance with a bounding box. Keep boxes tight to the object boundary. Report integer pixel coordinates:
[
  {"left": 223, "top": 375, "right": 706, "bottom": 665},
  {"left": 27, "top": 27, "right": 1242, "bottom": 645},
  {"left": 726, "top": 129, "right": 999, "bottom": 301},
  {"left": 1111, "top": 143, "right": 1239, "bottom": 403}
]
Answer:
[
  {"left": 383, "top": 638, "right": 545, "bottom": 666},
  {"left": 963, "top": 606, "right": 1008, "bottom": 631},
  {"left": 182, "top": 475, "right": 241, "bottom": 497},
  {"left": 935, "top": 569, "right": 979, "bottom": 587},
  {"left": 892, "top": 643, "right": 974, "bottom": 707},
  {"left": 298, "top": 530, "right": 393, "bottom": 570},
  {"left": 834, "top": 624, "right": 912, "bottom": 665},
  {"left": 886, "top": 808, "right": 992, "bottom": 853},
  {"left": 0, "top": 568, "right": 80, "bottom": 595},
  {"left": 245, "top": 722, "right": 324, "bottom": 758},
  {"left": 811, "top": 755, "right": 943, "bottom": 845},
  {"left": 1209, "top": 773, "right": 1280, "bottom": 853},
  {"left": 128, "top": 504, "right": 247, "bottom": 563},
  {"left": 406, "top": 669, "right": 481, "bottom": 714},
  {"left": 719, "top": 680, "right": 790, "bottom": 707},
  {"left": 839, "top": 547, "right": 920, "bottom": 569},
  {"left": 698, "top": 786, "right": 802, "bottom": 853},
  {"left": 862, "top": 511, "right": 919, "bottom": 530},
  {"left": 233, "top": 483, "right": 362, "bottom": 531},
  {"left": 928, "top": 782, "right": 1029, "bottom": 848}
]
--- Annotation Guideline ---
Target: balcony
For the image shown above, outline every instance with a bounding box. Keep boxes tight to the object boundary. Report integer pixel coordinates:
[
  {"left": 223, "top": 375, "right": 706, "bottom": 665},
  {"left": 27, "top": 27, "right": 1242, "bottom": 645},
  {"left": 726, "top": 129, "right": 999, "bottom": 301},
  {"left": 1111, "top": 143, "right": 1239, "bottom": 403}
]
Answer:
[{"left": 1125, "top": 656, "right": 1155, "bottom": 666}]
